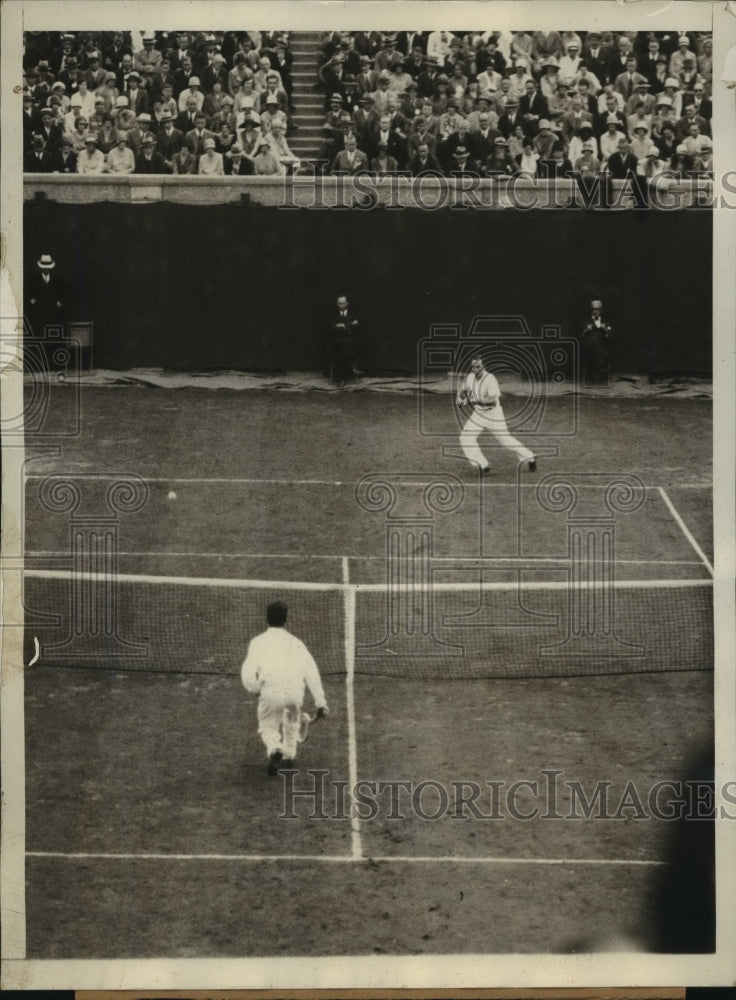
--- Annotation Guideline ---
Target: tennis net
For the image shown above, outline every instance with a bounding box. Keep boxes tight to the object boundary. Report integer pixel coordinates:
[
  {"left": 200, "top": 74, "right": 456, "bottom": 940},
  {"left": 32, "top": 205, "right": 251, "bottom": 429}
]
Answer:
[{"left": 23, "top": 569, "right": 713, "bottom": 680}]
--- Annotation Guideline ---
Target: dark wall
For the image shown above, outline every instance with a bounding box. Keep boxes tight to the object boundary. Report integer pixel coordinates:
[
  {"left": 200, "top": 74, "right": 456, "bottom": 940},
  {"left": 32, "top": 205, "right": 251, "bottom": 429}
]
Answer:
[{"left": 24, "top": 201, "right": 712, "bottom": 374}]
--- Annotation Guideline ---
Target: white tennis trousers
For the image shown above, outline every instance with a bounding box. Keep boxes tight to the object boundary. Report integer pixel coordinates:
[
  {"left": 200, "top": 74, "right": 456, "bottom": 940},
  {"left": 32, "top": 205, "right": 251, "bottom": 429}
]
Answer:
[
  {"left": 460, "top": 404, "right": 534, "bottom": 469},
  {"left": 257, "top": 693, "right": 301, "bottom": 759}
]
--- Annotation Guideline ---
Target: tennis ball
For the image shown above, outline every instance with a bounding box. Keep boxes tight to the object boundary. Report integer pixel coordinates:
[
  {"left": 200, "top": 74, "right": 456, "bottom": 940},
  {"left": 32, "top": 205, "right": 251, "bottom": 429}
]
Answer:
[{"left": 167, "top": 491, "right": 177, "bottom": 500}]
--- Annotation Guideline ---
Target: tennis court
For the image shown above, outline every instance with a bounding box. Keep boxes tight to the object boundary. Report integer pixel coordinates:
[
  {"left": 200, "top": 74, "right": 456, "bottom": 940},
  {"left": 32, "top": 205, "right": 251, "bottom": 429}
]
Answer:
[{"left": 22, "top": 384, "right": 714, "bottom": 957}]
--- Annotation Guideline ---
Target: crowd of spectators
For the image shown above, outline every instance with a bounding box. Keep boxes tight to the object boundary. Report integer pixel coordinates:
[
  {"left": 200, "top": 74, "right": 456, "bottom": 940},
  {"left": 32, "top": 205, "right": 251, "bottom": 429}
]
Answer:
[
  {"left": 21, "top": 29, "right": 714, "bottom": 180},
  {"left": 22, "top": 30, "right": 298, "bottom": 175},
  {"left": 316, "top": 29, "right": 713, "bottom": 178}
]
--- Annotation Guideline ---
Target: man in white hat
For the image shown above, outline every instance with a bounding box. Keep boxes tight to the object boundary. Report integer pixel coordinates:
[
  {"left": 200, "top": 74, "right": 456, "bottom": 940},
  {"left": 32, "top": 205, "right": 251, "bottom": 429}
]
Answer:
[
  {"left": 580, "top": 300, "right": 613, "bottom": 385},
  {"left": 25, "top": 253, "right": 67, "bottom": 362},
  {"left": 155, "top": 111, "right": 185, "bottom": 169},
  {"left": 37, "top": 105, "right": 64, "bottom": 152},
  {"left": 124, "top": 70, "right": 150, "bottom": 116},
  {"left": 134, "top": 32, "right": 162, "bottom": 74}
]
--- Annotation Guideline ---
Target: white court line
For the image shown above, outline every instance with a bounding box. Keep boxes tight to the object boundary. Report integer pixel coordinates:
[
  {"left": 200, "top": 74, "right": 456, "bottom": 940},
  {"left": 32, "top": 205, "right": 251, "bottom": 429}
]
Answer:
[
  {"left": 24, "top": 551, "right": 707, "bottom": 567},
  {"left": 23, "top": 569, "right": 345, "bottom": 591},
  {"left": 343, "top": 561, "right": 362, "bottom": 860},
  {"left": 25, "top": 474, "right": 711, "bottom": 490},
  {"left": 24, "top": 569, "right": 712, "bottom": 593},
  {"left": 25, "top": 850, "right": 666, "bottom": 866},
  {"left": 657, "top": 487, "right": 714, "bottom": 576}
]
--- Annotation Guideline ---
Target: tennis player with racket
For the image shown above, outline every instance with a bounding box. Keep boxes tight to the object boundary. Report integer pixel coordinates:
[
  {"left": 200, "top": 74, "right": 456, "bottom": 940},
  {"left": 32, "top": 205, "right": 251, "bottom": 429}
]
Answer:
[
  {"left": 457, "top": 356, "right": 537, "bottom": 474},
  {"left": 241, "top": 600, "right": 329, "bottom": 775}
]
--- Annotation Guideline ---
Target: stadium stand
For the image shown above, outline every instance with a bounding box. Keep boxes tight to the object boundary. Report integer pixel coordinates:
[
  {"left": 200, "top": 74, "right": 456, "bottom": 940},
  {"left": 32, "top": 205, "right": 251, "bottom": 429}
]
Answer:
[{"left": 22, "top": 29, "right": 713, "bottom": 179}]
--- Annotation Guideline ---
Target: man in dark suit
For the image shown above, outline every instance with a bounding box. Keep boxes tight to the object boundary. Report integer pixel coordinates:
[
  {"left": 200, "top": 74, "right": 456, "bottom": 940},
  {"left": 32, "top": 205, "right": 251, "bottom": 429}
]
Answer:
[
  {"left": 24, "top": 134, "right": 55, "bottom": 172},
  {"left": 416, "top": 56, "right": 441, "bottom": 99},
  {"left": 329, "top": 294, "right": 362, "bottom": 387},
  {"left": 403, "top": 45, "right": 426, "bottom": 81},
  {"left": 639, "top": 37, "right": 665, "bottom": 87},
  {"left": 576, "top": 78, "right": 599, "bottom": 118},
  {"left": 135, "top": 133, "right": 169, "bottom": 173},
  {"left": 366, "top": 112, "right": 406, "bottom": 166},
  {"left": 330, "top": 133, "right": 369, "bottom": 174},
  {"left": 613, "top": 56, "right": 648, "bottom": 101},
  {"left": 581, "top": 31, "right": 610, "bottom": 84},
  {"left": 185, "top": 112, "right": 216, "bottom": 157},
  {"left": 518, "top": 79, "right": 549, "bottom": 136},
  {"left": 580, "top": 298, "right": 613, "bottom": 384},
  {"left": 467, "top": 111, "right": 501, "bottom": 164},
  {"left": 49, "top": 136, "right": 77, "bottom": 173},
  {"left": 36, "top": 107, "right": 63, "bottom": 153},
  {"left": 446, "top": 144, "right": 479, "bottom": 177},
  {"left": 406, "top": 140, "right": 443, "bottom": 176},
  {"left": 498, "top": 98, "right": 523, "bottom": 138},
  {"left": 607, "top": 37, "right": 637, "bottom": 84},
  {"left": 25, "top": 253, "right": 67, "bottom": 363},
  {"left": 606, "top": 136, "right": 639, "bottom": 178},
  {"left": 689, "top": 84, "right": 712, "bottom": 129},
  {"left": 124, "top": 71, "right": 150, "bottom": 116},
  {"left": 175, "top": 95, "right": 201, "bottom": 135},
  {"left": 321, "top": 53, "right": 348, "bottom": 108},
  {"left": 104, "top": 31, "right": 132, "bottom": 72},
  {"left": 397, "top": 31, "right": 426, "bottom": 56},
  {"left": 22, "top": 93, "right": 39, "bottom": 150},
  {"left": 155, "top": 112, "right": 185, "bottom": 168}
]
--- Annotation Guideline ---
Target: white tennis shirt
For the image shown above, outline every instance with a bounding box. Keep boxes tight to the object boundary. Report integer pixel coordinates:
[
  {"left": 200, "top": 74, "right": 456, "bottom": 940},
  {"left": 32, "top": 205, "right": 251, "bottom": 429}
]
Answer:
[
  {"left": 241, "top": 626, "right": 327, "bottom": 708},
  {"left": 463, "top": 369, "right": 501, "bottom": 407}
]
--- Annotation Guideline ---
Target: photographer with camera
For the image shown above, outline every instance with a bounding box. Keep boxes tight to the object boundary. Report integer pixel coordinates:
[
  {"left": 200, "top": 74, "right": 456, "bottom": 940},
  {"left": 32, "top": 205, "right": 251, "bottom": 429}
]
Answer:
[{"left": 580, "top": 298, "right": 613, "bottom": 385}]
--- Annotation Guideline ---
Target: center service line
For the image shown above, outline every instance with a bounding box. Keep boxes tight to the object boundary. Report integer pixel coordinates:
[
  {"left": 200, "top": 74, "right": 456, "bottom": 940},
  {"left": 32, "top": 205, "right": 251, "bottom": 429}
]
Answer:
[{"left": 342, "top": 557, "right": 363, "bottom": 860}]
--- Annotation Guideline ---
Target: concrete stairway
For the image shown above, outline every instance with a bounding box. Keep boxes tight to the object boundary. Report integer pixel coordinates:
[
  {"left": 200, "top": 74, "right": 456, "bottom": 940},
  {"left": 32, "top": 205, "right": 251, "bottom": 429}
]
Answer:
[{"left": 287, "top": 31, "right": 326, "bottom": 162}]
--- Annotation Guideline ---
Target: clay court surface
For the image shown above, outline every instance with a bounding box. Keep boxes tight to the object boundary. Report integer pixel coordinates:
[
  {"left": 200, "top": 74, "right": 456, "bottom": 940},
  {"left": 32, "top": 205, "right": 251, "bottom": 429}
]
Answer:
[{"left": 20, "top": 386, "right": 714, "bottom": 957}]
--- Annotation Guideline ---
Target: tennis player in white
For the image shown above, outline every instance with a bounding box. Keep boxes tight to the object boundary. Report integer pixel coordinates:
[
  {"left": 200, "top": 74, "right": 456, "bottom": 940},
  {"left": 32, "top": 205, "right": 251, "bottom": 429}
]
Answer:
[
  {"left": 457, "top": 356, "right": 536, "bottom": 474},
  {"left": 241, "top": 600, "right": 329, "bottom": 775}
]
